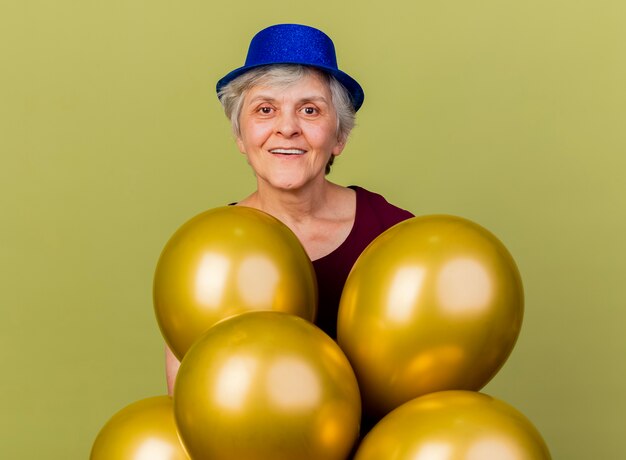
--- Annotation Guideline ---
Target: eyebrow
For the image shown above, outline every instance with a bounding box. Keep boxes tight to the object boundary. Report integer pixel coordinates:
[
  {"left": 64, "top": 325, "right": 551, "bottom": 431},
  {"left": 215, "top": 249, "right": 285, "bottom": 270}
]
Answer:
[{"left": 246, "top": 94, "right": 330, "bottom": 105}]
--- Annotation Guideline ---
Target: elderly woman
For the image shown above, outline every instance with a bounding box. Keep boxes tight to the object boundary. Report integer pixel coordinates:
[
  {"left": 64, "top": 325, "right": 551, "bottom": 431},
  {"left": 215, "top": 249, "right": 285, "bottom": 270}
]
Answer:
[{"left": 166, "top": 23, "right": 413, "bottom": 394}]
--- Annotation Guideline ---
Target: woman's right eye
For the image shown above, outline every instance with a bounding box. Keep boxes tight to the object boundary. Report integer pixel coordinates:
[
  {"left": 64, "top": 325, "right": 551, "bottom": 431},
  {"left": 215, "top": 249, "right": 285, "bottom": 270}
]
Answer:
[{"left": 258, "top": 106, "right": 273, "bottom": 114}]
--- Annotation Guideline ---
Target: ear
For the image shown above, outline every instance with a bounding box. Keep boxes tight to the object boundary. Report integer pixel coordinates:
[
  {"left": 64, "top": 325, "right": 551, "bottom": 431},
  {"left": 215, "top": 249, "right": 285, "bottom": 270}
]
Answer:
[
  {"left": 331, "top": 138, "right": 346, "bottom": 157},
  {"left": 235, "top": 136, "right": 246, "bottom": 154}
]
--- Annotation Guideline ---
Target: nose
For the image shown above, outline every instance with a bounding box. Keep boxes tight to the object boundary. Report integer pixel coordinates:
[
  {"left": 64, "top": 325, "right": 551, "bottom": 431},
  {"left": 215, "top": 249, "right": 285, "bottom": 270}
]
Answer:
[{"left": 274, "top": 111, "right": 301, "bottom": 138}]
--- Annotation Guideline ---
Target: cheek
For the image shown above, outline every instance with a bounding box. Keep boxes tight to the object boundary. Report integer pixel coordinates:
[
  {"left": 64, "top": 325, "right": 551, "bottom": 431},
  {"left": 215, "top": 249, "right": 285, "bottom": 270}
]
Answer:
[
  {"left": 308, "top": 123, "right": 336, "bottom": 144},
  {"left": 236, "top": 131, "right": 260, "bottom": 154},
  {"left": 242, "top": 123, "right": 273, "bottom": 148},
  {"left": 316, "top": 129, "right": 342, "bottom": 154}
]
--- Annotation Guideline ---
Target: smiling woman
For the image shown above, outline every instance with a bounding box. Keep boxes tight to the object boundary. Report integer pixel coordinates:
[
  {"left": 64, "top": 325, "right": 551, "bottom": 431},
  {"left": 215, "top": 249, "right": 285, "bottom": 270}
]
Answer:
[
  {"left": 165, "top": 23, "right": 413, "bottom": 395},
  {"left": 234, "top": 69, "right": 345, "bottom": 193}
]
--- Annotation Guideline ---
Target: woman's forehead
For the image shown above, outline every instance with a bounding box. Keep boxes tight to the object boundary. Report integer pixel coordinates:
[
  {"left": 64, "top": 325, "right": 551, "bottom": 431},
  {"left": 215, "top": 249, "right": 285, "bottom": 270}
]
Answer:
[{"left": 244, "top": 73, "right": 332, "bottom": 103}]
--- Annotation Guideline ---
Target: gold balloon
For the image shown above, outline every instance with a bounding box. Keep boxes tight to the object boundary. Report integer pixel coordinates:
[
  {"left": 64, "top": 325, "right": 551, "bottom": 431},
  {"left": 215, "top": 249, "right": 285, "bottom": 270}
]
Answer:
[
  {"left": 91, "top": 396, "right": 189, "bottom": 460},
  {"left": 174, "top": 311, "right": 361, "bottom": 460},
  {"left": 154, "top": 206, "right": 317, "bottom": 360},
  {"left": 337, "top": 215, "right": 523, "bottom": 418},
  {"left": 354, "top": 391, "right": 551, "bottom": 460}
]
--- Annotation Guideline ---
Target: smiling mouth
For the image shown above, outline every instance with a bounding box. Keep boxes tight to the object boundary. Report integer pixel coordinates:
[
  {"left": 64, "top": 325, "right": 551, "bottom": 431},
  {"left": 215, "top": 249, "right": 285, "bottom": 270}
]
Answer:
[{"left": 269, "top": 148, "right": 307, "bottom": 155}]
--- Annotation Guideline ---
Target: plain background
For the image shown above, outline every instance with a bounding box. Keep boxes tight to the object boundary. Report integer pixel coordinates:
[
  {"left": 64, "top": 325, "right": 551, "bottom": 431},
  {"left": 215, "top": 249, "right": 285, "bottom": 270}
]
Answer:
[{"left": 1, "top": 0, "right": 624, "bottom": 458}]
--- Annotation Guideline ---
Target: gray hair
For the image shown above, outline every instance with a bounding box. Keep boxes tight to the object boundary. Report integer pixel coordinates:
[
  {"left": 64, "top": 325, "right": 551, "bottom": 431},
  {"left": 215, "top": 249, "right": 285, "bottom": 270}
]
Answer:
[{"left": 218, "top": 65, "right": 356, "bottom": 144}]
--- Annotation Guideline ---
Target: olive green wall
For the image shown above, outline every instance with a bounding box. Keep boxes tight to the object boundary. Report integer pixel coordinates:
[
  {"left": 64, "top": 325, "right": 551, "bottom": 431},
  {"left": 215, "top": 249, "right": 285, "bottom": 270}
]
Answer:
[{"left": 1, "top": 1, "right": 624, "bottom": 458}]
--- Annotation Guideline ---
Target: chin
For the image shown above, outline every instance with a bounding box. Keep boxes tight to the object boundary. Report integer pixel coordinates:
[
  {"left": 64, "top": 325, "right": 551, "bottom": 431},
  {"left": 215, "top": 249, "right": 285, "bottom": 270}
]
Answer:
[
  {"left": 265, "top": 174, "right": 309, "bottom": 191},
  {"left": 273, "top": 181, "right": 303, "bottom": 191}
]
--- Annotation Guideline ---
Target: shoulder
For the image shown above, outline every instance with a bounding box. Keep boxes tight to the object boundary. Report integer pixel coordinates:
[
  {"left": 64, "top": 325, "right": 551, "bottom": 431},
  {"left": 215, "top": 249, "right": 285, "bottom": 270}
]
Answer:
[{"left": 350, "top": 185, "right": 414, "bottom": 229}]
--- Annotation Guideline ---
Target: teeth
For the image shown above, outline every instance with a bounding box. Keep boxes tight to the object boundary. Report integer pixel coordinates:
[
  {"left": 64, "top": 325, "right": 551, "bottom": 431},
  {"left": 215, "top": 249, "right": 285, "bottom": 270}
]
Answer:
[{"left": 270, "top": 148, "right": 306, "bottom": 155}]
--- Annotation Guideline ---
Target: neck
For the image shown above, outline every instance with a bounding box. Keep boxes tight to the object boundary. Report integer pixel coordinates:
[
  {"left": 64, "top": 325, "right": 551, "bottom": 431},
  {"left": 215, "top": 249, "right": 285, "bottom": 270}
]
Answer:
[{"left": 241, "top": 179, "right": 337, "bottom": 225}]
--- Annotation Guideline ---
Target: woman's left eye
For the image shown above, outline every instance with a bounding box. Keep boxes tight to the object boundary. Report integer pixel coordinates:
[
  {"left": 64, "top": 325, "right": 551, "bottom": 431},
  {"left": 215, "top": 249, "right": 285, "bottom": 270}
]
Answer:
[{"left": 302, "top": 107, "right": 318, "bottom": 115}]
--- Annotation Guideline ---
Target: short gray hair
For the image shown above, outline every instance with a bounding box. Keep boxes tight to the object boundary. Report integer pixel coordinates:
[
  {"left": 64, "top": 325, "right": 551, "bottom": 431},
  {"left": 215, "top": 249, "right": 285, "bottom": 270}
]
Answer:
[{"left": 218, "top": 65, "right": 356, "bottom": 144}]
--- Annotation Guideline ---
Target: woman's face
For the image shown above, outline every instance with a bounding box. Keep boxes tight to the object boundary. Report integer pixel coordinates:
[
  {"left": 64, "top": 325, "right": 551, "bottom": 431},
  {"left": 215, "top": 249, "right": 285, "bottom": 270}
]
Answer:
[{"left": 236, "top": 72, "right": 345, "bottom": 192}]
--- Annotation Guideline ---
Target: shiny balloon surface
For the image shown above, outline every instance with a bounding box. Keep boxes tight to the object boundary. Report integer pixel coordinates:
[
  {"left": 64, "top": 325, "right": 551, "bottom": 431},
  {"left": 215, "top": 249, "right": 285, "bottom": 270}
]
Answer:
[
  {"left": 354, "top": 391, "right": 551, "bottom": 460},
  {"left": 91, "top": 396, "right": 189, "bottom": 460},
  {"left": 154, "top": 206, "right": 317, "bottom": 360},
  {"left": 337, "top": 215, "right": 523, "bottom": 418},
  {"left": 174, "top": 311, "right": 361, "bottom": 460}
]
